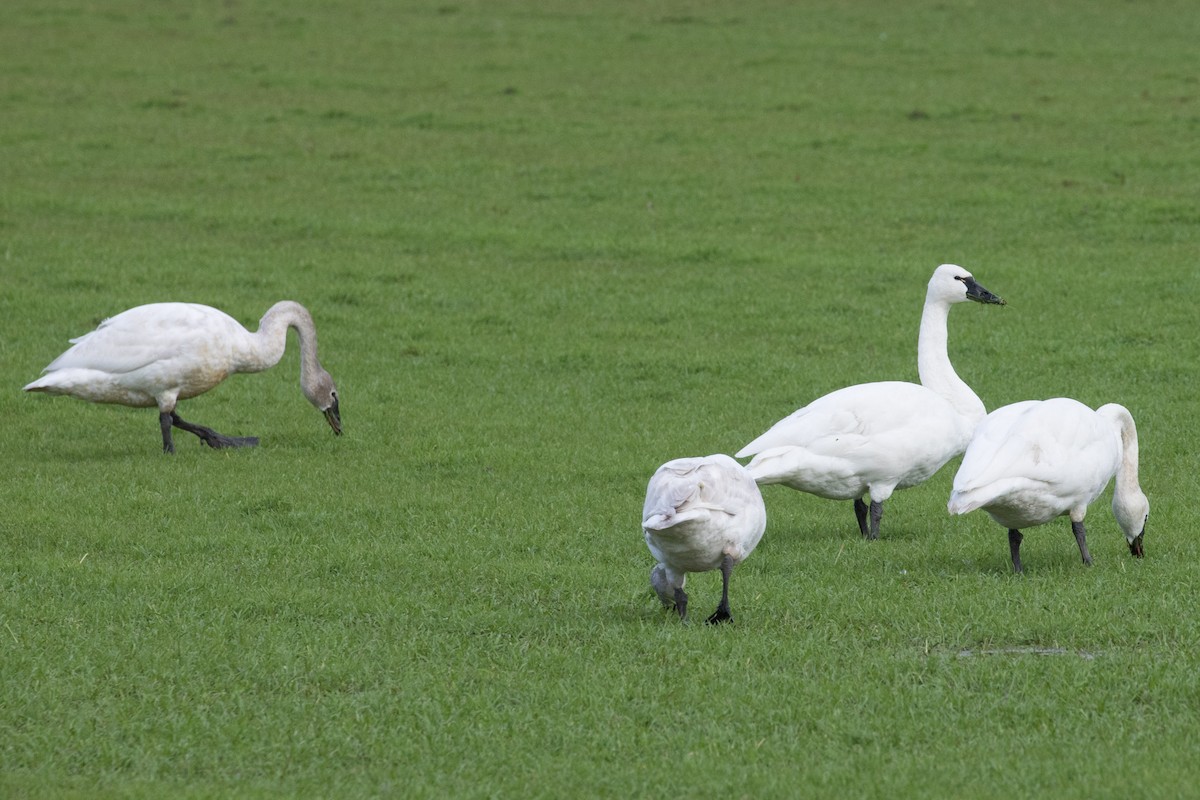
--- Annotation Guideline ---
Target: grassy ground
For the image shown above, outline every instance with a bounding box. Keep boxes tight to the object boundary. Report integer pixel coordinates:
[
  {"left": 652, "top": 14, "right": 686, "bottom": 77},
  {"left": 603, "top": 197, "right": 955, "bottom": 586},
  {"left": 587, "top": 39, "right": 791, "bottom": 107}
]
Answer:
[{"left": 2, "top": 1, "right": 1199, "bottom": 797}]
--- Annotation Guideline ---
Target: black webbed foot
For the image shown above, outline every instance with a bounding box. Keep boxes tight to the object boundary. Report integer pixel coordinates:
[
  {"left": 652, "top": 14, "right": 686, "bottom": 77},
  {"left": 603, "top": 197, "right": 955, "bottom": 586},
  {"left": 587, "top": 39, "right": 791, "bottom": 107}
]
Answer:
[
  {"left": 201, "top": 434, "right": 259, "bottom": 449},
  {"left": 706, "top": 607, "right": 733, "bottom": 625},
  {"left": 170, "top": 412, "right": 258, "bottom": 450}
]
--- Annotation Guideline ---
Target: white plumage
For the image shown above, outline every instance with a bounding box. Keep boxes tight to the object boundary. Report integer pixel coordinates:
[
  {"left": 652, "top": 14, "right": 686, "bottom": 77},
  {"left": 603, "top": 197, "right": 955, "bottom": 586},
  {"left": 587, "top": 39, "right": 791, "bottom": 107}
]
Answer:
[
  {"left": 948, "top": 398, "right": 1148, "bottom": 572},
  {"left": 737, "top": 264, "right": 1005, "bottom": 539},
  {"left": 24, "top": 301, "right": 341, "bottom": 453},
  {"left": 643, "top": 454, "right": 767, "bottom": 624}
]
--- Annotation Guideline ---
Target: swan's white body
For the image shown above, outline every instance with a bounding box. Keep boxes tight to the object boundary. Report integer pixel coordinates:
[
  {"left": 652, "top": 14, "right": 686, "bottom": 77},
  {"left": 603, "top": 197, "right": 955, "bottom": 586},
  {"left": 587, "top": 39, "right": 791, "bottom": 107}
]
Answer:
[
  {"left": 948, "top": 398, "right": 1148, "bottom": 571},
  {"left": 738, "top": 381, "right": 977, "bottom": 500},
  {"left": 24, "top": 301, "right": 341, "bottom": 452},
  {"left": 737, "top": 264, "right": 1004, "bottom": 538},
  {"left": 643, "top": 454, "right": 767, "bottom": 623}
]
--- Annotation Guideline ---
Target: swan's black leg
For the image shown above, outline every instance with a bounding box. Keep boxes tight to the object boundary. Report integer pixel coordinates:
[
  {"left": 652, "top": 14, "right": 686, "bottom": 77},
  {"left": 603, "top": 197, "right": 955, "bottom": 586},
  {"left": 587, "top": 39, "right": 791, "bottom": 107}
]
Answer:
[
  {"left": 1008, "top": 529, "right": 1024, "bottom": 573},
  {"left": 159, "top": 411, "right": 176, "bottom": 454},
  {"left": 868, "top": 501, "right": 884, "bottom": 540},
  {"left": 706, "top": 554, "right": 734, "bottom": 625},
  {"left": 854, "top": 498, "right": 869, "bottom": 538},
  {"left": 673, "top": 586, "right": 688, "bottom": 622},
  {"left": 1071, "top": 520, "right": 1093, "bottom": 566},
  {"left": 171, "top": 413, "right": 259, "bottom": 449}
]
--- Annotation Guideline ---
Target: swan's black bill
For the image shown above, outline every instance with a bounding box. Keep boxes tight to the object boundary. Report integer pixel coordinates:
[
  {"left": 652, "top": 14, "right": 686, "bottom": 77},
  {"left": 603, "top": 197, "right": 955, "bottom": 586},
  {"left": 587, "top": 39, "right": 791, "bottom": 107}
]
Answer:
[
  {"left": 1129, "top": 532, "right": 1145, "bottom": 558},
  {"left": 324, "top": 400, "right": 343, "bottom": 436},
  {"left": 964, "top": 277, "right": 1006, "bottom": 306}
]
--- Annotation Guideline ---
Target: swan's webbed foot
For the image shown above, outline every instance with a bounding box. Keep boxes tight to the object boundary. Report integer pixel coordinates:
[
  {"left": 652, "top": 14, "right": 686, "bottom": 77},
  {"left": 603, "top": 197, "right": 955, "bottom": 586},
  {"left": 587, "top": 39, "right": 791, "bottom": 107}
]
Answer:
[
  {"left": 204, "top": 434, "right": 260, "bottom": 449},
  {"left": 706, "top": 604, "right": 733, "bottom": 625},
  {"left": 170, "top": 412, "right": 259, "bottom": 450}
]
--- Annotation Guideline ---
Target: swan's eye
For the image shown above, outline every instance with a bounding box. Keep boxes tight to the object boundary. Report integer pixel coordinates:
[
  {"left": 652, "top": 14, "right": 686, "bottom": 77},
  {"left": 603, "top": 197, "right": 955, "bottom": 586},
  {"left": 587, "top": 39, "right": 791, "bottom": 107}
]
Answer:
[{"left": 953, "top": 275, "right": 966, "bottom": 282}]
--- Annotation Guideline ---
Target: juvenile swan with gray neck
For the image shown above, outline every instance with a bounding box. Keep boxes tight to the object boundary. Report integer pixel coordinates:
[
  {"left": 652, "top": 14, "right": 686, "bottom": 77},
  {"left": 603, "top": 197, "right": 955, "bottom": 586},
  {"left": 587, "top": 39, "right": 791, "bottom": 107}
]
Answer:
[
  {"left": 24, "top": 301, "right": 342, "bottom": 453},
  {"left": 643, "top": 454, "right": 767, "bottom": 624}
]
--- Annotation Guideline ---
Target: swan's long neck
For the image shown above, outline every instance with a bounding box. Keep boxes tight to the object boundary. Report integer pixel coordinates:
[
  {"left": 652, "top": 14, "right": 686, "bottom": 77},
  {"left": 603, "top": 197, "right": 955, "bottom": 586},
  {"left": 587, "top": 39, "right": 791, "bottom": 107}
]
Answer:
[
  {"left": 916, "top": 295, "right": 985, "bottom": 423},
  {"left": 238, "top": 301, "right": 323, "bottom": 380},
  {"left": 1105, "top": 405, "right": 1143, "bottom": 508}
]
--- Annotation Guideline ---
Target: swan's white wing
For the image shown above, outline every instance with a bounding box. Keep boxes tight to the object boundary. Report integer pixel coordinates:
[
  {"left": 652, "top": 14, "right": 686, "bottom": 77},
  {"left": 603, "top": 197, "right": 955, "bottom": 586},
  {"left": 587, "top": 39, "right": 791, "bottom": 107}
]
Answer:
[
  {"left": 950, "top": 399, "right": 1119, "bottom": 515},
  {"left": 740, "top": 381, "right": 971, "bottom": 487},
  {"left": 739, "top": 382, "right": 958, "bottom": 458},
  {"left": 952, "top": 401, "right": 1042, "bottom": 493},
  {"left": 736, "top": 393, "right": 858, "bottom": 458},
  {"left": 42, "top": 303, "right": 240, "bottom": 376}
]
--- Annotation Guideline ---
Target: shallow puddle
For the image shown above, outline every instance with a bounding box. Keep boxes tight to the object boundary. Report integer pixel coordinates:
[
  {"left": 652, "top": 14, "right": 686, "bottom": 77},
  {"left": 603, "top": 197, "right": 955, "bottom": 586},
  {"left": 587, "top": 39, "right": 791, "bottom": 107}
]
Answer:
[{"left": 956, "top": 647, "right": 1096, "bottom": 660}]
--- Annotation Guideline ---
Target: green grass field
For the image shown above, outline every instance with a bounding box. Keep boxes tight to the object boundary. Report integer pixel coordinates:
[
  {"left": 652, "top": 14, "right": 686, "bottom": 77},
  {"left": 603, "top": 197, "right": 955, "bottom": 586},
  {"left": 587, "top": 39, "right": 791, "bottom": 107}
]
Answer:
[{"left": 3, "top": 1, "right": 1199, "bottom": 796}]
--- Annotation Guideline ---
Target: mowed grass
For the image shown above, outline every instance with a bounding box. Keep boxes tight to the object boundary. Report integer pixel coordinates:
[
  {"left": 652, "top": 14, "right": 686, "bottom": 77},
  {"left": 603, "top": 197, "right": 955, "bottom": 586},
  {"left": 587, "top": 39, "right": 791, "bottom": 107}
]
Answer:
[{"left": 2, "top": 0, "right": 1200, "bottom": 797}]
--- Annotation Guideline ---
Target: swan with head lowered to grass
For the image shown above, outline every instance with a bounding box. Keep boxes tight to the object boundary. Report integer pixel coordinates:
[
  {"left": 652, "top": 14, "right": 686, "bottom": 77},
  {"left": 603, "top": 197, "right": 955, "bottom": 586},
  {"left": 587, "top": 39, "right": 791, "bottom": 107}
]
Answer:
[
  {"left": 643, "top": 454, "right": 767, "bottom": 624},
  {"left": 736, "top": 264, "right": 1005, "bottom": 539},
  {"left": 24, "top": 301, "right": 342, "bottom": 453},
  {"left": 947, "top": 398, "right": 1148, "bottom": 573}
]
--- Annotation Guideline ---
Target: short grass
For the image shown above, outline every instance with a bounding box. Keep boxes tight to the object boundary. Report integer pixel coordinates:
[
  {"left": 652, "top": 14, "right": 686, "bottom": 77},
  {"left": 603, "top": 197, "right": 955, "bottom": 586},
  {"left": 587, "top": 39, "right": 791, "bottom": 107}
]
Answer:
[{"left": 3, "top": 1, "right": 1200, "bottom": 797}]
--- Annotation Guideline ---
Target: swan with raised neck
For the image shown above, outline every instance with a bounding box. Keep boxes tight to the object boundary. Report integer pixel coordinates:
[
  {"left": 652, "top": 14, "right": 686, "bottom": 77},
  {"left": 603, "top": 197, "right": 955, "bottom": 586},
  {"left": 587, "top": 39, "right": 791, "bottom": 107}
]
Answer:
[
  {"left": 737, "top": 264, "right": 1005, "bottom": 539},
  {"left": 917, "top": 264, "right": 1001, "bottom": 423}
]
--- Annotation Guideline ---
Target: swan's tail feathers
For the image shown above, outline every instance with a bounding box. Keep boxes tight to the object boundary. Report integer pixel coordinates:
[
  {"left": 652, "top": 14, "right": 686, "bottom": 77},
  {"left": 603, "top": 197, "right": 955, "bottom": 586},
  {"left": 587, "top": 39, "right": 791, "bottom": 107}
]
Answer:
[
  {"left": 736, "top": 407, "right": 814, "bottom": 459},
  {"left": 22, "top": 373, "right": 70, "bottom": 394},
  {"left": 643, "top": 507, "right": 708, "bottom": 531},
  {"left": 947, "top": 490, "right": 986, "bottom": 516},
  {"left": 22, "top": 369, "right": 144, "bottom": 406},
  {"left": 736, "top": 427, "right": 783, "bottom": 459},
  {"left": 948, "top": 478, "right": 1039, "bottom": 516},
  {"left": 742, "top": 446, "right": 801, "bottom": 486},
  {"left": 737, "top": 431, "right": 782, "bottom": 460}
]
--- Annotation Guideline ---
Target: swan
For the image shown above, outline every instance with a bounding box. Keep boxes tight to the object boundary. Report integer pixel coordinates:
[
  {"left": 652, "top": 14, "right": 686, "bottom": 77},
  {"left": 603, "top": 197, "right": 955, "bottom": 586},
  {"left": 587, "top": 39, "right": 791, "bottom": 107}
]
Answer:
[
  {"left": 24, "top": 301, "right": 342, "bottom": 453},
  {"left": 736, "top": 263, "right": 1005, "bottom": 539},
  {"left": 642, "top": 454, "right": 767, "bottom": 624},
  {"left": 948, "top": 398, "right": 1149, "bottom": 573}
]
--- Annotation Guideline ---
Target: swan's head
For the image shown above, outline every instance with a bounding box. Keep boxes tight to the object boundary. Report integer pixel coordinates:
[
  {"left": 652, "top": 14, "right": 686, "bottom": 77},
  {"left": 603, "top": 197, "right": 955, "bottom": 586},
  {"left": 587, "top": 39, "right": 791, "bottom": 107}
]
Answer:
[
  {"left": 302, "top": 368, "right": 342, "bottom": 436},
  {"left": 1114, "top": 489, "right": 1149, "bottom": 559},
  {"left": 930, "top": 264, "right": 1006, "bottom": 307},
  {"left": 650, "top": 563, "right": 679, "bottom": 608}
]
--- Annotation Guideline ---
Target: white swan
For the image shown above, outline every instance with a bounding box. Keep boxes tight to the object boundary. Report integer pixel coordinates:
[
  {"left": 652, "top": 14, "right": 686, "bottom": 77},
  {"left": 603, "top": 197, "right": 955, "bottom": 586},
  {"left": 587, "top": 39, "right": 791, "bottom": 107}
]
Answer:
[
  {"left": 643, "top": 454, "right": 767, "bottom": 624},
  {"left": 736, "top": 264, "right": 1005, "bottom": 539},
  {"left": 948, "top": 398, "right": 1149, "bottom": 573},
  {"left": 24, "top": 301, "right": 341, "bottom": 453}
]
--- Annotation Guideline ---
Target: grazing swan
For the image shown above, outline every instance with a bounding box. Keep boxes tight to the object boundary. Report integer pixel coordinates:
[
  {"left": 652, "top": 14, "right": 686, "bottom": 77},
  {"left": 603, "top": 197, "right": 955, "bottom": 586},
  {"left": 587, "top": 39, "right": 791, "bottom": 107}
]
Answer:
[
  {"left": 737, "top": 264, "right": 1005, "bottom": 539},
  {"left": 24, "top": 301, "right": 342, "bottom": 453},
  {"left": 948, "top": 398, "right": 1149, "bottom": 573},
  {"left": 643, "top": 454, "right": 767, "bottom": 624}
]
